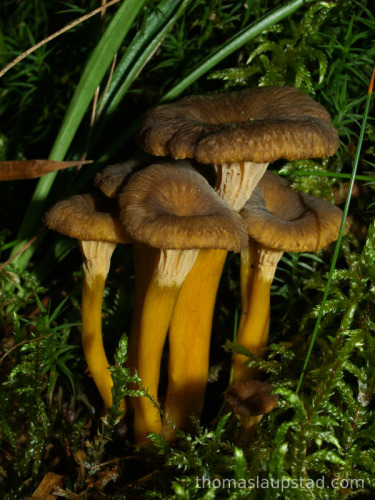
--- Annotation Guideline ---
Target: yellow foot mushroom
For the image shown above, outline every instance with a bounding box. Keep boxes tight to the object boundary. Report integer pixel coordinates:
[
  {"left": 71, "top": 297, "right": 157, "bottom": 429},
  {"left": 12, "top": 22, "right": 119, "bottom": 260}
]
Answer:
[
  {"left": 232, "top": 171, "right": 351, "bottom": 382},
  {"left": 118, "top": 162, "right": 247, "bottom": 443},
  {"left": 45, "top": 194, "right": 131, "bottom": 412}
]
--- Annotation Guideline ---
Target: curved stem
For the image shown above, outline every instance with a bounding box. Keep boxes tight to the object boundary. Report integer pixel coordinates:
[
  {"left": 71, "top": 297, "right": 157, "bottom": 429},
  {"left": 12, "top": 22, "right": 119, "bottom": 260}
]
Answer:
[
  {"left": 80, "top": 240, "right": 125, "bottom": 413},
  {"left": 128, "top": 244, "right": 159, "bottom": 377},
  {"left": 130, "top": 246, "right": 198, "bottom": 443}
]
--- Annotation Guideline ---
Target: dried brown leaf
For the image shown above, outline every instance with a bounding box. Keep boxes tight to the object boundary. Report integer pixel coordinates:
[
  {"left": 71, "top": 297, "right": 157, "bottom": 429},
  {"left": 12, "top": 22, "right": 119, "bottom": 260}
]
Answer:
[{"left": 0, "top": 160, "right": 92, "bottom": 181}]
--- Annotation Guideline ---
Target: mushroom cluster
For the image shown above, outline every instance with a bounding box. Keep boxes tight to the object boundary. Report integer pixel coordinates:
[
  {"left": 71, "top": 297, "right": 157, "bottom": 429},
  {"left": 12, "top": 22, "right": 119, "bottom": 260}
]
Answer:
[{"left": 45, "top": 86, "right": 348, "bottom": 444}]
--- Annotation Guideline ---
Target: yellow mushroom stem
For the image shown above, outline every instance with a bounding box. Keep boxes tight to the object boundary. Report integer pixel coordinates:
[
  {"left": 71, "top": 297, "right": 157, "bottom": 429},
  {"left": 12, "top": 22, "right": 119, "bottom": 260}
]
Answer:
[
  {"left": 80, "top": 240, "right": 125, "bottom": 413},
  {"left": 164, "top": 248, "right": 228, "bottom": 436},
  {"left": 232, "top": 244, "right": 283, "bottom": 382},
  {"left": 128, "top": 243, "right": 159, "bottom": 377},
  {"left": 239, "top": 239, "right": 259, "bottom": 320},
  {"left": 130, "top": 247, "right": 199, "bottom": 444},
  {"left": 239, "top": 240, "right": 271, "bottom": 364},
  {"left": 235, "top": 415, "right": 264, "bottom": 447}
]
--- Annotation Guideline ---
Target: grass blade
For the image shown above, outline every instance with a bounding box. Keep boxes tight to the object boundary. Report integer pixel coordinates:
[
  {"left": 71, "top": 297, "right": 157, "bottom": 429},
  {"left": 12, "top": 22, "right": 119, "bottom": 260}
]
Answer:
[
  {"left": 0, "top": 160, "right": 92, "bottom": 181},
  {"left": 11, "top": 0, "right": 146, "bottom": 269},
  {"left": 296, "top": 64, "right": 375, "bottom": 393},
  {"left": 278, "top": 171, "right": 375, "bottom": 183},
  {"left": 0, "top": 0, "right": 122, "bottom": 79},
  {"left": 161, "top": 0, "right": 306, "bottom": 102},
  {"left": 101, "top": 0, "right": 191, "bottom": 117},
  {"left": 96, "top": 0, "right": 309, "bottom": 161}
]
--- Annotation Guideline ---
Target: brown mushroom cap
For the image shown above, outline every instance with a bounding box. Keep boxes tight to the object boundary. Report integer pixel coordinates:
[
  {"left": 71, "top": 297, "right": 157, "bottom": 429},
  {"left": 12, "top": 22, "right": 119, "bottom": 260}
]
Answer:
[
  {"left": 240, "top": 171, "right": 350, "bottom": 253},
  {"left": 94, "top": 152, "right": 158, "bottom": 198},
  {"left": 94, "top": 154, "right": 200, "bottom": 198},
  {"left": 137, "top": 86, "right": 339, "bottom": 164},
  {"left": 94, "top": 160, "right": 142, "bottom": 199},
  {"left": 225, "top": 380, "right": 279, "bottom": 417},
  {"left": 118, "top": 163, "right": 248, "bottom": 252},
  {"left": 45, "top": 193, "right": 131, "bottom": 244}
]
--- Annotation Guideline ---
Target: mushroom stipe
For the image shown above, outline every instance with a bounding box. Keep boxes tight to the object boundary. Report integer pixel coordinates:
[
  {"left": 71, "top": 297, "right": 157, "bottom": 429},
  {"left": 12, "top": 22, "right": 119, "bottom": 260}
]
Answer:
[
  {"left": 129, "top": 247, "right": 199, "bottom": 443},
  {"left": 164, "top": 248, "right": 228, "bottom": 437},
  {"left": 232, "top": 243, "right": 283, "bottom": 382},
  {"left": 80, "top": 240, "right": 125, "bottom": 412}
]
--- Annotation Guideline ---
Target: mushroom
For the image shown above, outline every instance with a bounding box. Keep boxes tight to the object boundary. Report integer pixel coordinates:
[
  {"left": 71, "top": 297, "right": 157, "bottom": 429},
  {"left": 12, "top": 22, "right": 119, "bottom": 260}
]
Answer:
[
  {"left": 232, "top": 171, "right": 351, "bottom": 382},
  {"left": 118, "top": 162, "right": 247, "bottom": 442},
  {"left": 45, "top": 194, "right": 131, "bottom": 411},
  {"left": 137, "top": 86, "right": 339, "bottom": 211},
  {"left": 225, "top": 380, "right": 279, "bottom": 445}
]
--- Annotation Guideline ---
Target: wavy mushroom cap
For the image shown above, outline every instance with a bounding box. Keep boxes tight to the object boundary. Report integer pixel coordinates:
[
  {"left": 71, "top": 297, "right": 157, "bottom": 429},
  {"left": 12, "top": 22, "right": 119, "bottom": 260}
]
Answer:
[
  {"left": 94, "top": 155, "right": 198, "bottom": 199},
  {"left": 45, "top": 193, "right": 131, "bottom": 244},
  {"left": 137, "top": 86, "right": 339, "bottom": 164},
  {"left": 118, "top": 163, "right": 248, "bottom": 252},
  {"left": 94, "top": 152, "right": 158, "bottom": 198},
  {"left": 240, "top": 171, "right": 350, "bottom": 253},
  {"left": 94, "top": 160, "right": 141, "bottom": 199}
]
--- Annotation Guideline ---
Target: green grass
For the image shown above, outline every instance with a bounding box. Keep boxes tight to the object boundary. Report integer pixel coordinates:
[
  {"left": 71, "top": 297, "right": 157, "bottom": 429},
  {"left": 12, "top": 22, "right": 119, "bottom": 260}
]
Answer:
[{"left": 0, "top": 0, "right": 374, "bottom": 498}]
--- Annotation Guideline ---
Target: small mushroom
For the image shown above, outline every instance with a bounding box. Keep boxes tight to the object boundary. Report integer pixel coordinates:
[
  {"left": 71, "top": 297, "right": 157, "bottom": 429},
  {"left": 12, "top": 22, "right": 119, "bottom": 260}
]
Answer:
[
  {"left": 232, "top": 171, "right": 351, "bottom": 382},
  {"left": 225, "top": 380, "right": 279, "bottom": 445},
  {"left": 118, "top": 162, "right": 247, "bottom": 442},
  {"left": 137, "top": 86, "right": 339, "bottom": 211},
  {"left": 45, "top": 194, "right": 131, "bottom": 411}
]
